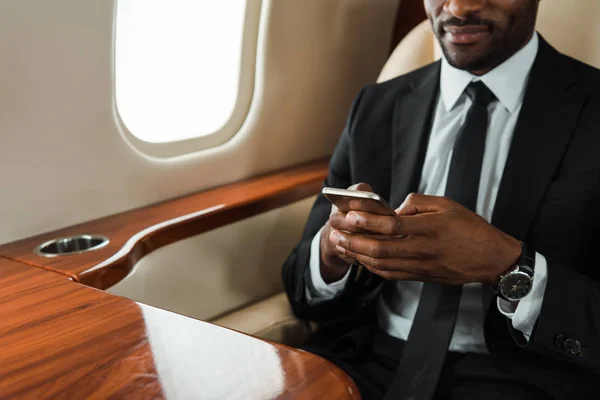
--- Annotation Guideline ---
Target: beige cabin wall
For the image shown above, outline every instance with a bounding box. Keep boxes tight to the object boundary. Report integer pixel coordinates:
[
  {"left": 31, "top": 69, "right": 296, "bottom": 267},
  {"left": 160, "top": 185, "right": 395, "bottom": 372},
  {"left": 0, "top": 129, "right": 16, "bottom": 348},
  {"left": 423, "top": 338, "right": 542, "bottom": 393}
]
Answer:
[
  {"left": 0, "top": 0, "right": 399, "bottom": 244},
  {"left": 0, "top": 0, "right": 399, "bottom": 319}
]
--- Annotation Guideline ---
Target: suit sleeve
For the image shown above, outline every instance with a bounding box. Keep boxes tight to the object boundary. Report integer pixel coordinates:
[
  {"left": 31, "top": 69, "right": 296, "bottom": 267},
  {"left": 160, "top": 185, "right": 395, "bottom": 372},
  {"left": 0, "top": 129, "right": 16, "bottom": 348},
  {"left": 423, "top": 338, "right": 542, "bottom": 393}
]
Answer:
[
  {"left": 282, "top": 86, "right": 382, "bottom": 323},
  {"left": 507, "top": 255, "right": 600, "bottom": 373}
]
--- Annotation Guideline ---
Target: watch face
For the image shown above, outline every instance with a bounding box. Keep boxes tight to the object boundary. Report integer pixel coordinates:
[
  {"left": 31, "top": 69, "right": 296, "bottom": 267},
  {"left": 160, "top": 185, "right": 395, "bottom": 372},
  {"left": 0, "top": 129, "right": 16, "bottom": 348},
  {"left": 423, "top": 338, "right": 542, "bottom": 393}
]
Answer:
[{"left": 499, "top": 271, "right": 532, "bottom": 301}]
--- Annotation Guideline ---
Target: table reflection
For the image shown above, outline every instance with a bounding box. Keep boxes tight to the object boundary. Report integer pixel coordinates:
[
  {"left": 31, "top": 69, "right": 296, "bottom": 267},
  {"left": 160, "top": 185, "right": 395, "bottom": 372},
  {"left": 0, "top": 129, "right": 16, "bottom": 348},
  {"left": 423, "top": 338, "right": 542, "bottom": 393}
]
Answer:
[{"left": 141, "top": 304, "right": 285, "bottom": 400}]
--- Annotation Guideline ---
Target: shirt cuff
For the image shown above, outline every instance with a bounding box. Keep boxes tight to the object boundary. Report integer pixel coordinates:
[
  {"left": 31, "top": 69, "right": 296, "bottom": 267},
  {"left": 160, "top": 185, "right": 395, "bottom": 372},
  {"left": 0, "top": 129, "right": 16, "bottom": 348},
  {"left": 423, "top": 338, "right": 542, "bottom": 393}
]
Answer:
[
  {"left": 497, "top": 252, "right": 548, "bottom": 341},
  {"left": 305, "top": 226, "right": 352, "bottom": 303}
]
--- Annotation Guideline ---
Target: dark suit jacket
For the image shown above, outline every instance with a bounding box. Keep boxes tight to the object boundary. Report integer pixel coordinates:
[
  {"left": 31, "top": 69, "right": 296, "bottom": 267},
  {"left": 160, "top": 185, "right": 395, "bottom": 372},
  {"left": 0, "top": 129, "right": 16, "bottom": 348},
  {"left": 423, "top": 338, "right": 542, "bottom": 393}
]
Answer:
[{"left": 282, "top": 35, "right": 600, "bottom": 399}]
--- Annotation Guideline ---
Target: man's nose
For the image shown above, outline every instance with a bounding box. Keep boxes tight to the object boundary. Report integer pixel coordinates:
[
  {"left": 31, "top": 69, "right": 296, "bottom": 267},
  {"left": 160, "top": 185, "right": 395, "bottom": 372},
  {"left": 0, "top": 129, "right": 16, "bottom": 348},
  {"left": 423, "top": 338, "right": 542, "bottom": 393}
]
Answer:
[{"left": 443, "top": 0, "right": 485, "bottom": 19}]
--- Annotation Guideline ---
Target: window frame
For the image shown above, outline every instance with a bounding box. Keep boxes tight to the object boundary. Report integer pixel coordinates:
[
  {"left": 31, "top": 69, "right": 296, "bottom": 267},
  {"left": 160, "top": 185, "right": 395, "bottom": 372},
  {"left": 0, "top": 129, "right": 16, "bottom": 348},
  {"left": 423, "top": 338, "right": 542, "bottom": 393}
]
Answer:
[{"left": 112, "top": 0, "right": 262, "bottom": 158}]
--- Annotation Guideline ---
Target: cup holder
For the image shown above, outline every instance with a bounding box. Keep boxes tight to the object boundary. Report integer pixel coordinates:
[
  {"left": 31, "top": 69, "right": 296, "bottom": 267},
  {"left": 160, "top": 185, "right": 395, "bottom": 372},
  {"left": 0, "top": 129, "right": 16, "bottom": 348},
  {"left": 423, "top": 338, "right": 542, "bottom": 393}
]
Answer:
[{"left": 34, "top": 235, "right": 110, "bottom": 257}]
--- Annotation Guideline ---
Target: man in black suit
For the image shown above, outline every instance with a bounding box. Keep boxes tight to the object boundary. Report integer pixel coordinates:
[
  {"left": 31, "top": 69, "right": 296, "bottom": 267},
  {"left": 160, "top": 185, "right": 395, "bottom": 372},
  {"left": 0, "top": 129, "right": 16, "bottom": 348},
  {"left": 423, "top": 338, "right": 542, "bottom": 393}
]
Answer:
[{"left": 282, "top": 0, "right": 600, "bottom": 399}]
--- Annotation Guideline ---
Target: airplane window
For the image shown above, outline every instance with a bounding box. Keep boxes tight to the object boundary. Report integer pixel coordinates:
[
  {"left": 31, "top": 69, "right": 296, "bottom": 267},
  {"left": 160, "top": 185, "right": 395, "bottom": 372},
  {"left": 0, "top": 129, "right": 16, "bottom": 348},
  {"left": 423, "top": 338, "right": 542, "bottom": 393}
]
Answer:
[{"left": 115, "top": 0, "right": 247, "bottom": 143}]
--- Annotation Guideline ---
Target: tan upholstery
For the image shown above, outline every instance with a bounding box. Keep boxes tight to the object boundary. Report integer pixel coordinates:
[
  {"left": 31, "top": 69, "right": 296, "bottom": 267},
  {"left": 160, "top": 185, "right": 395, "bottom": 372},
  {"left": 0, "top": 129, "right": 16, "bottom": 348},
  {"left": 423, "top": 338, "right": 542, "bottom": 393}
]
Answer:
[
  {"left": 211, "top": 293, "right": 314, "bottom": 347},
  {"left": 536, "top": 2, "right": 600, "bottom": 69},
  {"left": 377, "top": 19, "right": 441, "bottom": 83},
  {"left": 213, "top": 2, "right": 600, "bottom": 345}
]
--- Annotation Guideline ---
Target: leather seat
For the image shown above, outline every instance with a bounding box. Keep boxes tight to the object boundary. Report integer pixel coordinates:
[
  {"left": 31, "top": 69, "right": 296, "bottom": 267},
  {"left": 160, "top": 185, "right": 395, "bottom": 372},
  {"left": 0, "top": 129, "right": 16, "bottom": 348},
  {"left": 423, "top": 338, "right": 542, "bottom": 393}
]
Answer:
[
  {"left": 211, "top": 1, "right": 600, "bottom": 345},
  {"left": 212, "top": 293, "right": 314, "bottom": 346}
]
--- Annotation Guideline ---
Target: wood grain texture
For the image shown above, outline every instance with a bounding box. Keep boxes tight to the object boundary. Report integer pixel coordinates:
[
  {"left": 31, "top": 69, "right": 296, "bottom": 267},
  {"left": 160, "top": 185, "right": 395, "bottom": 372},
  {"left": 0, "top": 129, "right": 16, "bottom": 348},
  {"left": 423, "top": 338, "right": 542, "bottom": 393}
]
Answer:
[
  {"left": 0, "top": 160, "right": 329, "bottom": 289},
  {"left": 0, "top": 258, "right": 163, "bottom": 399},
  {"left": 0, "top": 258, "right": 359, "bottom": 399}
]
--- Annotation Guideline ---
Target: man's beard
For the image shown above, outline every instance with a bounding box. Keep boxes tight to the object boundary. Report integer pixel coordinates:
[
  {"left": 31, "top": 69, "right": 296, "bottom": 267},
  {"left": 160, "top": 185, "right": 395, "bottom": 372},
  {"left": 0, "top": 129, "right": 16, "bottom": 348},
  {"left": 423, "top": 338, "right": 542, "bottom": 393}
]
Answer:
[{"left": 432, "top": 3, "right": 538, "bottom": 72}]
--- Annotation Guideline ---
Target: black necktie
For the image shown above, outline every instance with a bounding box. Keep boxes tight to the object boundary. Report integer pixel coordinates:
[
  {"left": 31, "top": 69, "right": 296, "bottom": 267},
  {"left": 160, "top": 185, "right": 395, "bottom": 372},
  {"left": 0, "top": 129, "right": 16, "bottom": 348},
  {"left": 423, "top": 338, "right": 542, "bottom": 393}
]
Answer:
[{"left": 385, "top": 81, "right": 496, "bottom": 400}]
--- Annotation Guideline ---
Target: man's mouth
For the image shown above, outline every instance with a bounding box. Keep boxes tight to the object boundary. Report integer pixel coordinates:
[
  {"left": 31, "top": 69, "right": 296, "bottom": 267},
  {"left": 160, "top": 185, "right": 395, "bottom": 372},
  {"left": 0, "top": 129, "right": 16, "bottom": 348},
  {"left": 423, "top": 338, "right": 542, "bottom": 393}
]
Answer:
[{"left": 443, "top": 25, "right": 490, "bottom": 45}]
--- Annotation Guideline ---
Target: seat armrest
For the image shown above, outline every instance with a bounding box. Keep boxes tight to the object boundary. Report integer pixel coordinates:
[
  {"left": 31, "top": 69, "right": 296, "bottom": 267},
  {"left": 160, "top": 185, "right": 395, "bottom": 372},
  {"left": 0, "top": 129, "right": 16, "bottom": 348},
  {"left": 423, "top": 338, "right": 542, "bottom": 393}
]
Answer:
[{"left": 0, "top": 160, "right": 329, "bottom": 289}]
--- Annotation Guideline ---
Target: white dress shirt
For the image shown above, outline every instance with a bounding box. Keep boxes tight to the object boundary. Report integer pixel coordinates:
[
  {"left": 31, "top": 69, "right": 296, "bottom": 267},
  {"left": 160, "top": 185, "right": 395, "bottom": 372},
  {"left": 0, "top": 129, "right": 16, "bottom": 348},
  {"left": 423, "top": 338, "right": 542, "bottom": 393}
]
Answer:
[{"left": 306, "top": 33, "right": 549, "bottom": 354}]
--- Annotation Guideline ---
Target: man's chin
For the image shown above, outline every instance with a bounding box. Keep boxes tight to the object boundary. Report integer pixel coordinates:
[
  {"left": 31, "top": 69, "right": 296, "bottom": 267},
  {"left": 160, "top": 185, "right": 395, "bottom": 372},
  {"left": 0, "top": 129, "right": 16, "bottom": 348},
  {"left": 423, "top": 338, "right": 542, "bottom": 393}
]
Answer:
[{"left": 441, "top": 42, "right": 493, "bottom": 72}]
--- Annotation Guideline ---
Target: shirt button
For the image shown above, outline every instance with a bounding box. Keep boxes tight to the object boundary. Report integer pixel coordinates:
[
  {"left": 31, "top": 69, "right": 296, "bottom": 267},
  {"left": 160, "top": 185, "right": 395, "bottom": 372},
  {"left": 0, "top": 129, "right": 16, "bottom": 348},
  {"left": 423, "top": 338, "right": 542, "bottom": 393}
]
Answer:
[
  {"left": 572, "top": 340, "right": 582, "bottom": 355},
  {"left": 564, "top": 338, "right": 576, "bottom": 352},
  {"left": 554, "top": 334, "right": 566, "bottom": 348}
]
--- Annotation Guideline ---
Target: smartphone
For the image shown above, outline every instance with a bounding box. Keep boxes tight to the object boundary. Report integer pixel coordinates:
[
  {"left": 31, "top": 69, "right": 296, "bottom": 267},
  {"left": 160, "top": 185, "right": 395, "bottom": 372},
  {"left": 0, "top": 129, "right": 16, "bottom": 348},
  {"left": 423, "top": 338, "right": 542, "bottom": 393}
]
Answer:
[
  {"left": 322, "top": 187, "right": 396, "bottom": 216},
  {"left": 323, "top": 188, "right": 399, "bottom": 278}
]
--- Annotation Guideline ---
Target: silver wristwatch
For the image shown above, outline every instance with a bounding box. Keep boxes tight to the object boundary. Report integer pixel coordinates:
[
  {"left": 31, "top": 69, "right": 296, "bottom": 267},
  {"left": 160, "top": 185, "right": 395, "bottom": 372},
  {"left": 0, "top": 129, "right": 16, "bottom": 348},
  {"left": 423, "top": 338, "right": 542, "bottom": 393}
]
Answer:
[{"left": 494, "top": 242, "right": 535, "bottom": 302}]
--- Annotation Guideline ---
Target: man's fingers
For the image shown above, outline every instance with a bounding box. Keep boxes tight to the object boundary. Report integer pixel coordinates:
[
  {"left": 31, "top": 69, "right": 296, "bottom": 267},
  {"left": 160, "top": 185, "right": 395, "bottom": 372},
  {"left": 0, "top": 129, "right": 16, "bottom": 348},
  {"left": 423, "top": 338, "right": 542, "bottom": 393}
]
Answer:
[
  {"left": 329, "top": 212, "right": 367, "bottom": 233},
  {"left": 348, "top": 182, "right": 374, "bottom": 192},
  {"left": 337, "top": 253, "right": 356, "bottom": 265},
  {"left": 340, "top": 254, "right": 458, "bottom": 284},
  {"left": 339, "top": 250, "right": 427, "bottom": 272},
  {"left": 332, "top": 232, "right": 434, "bottom": 260},
  {"left": 396, "top": 193, "right": 452, "bottom": 216},
  {"left": 358, "top": 263, "right": 459, "bottom": 284},
  {"left": 345, "top": 211, "right": 433, "bottom": 237},
  {"left": 360, "top": 262, "right": 418, "bottom": 281}
]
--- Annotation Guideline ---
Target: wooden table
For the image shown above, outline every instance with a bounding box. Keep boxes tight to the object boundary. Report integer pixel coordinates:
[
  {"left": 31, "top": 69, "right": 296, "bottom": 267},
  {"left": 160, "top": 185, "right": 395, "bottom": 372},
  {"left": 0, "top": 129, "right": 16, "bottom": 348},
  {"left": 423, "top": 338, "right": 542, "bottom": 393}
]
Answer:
[{"left": 0, "top": 258, "right": 359, "bottom": 399}]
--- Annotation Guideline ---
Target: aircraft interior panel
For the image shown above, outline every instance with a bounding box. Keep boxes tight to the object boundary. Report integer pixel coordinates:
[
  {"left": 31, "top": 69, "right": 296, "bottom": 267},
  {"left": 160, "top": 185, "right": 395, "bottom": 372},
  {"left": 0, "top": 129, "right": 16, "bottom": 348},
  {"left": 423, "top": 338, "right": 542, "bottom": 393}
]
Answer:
[
  {"left": 0, "top": 0, "right": 399, "bottom": 246},
  {"left": 107, "top": 196, "right": 316, "bottom": 326}
]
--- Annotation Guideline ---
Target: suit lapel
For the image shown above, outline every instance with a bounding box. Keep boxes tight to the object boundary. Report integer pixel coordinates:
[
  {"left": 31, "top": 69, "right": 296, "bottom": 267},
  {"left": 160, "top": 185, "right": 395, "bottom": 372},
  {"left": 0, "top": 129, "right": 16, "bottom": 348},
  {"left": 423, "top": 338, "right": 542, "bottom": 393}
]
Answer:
[
  {"left": 389, "top": 62, "right": 441, "bottom": 208},
  {"left": 491, "top": 37, "right": 585, "bottom": 241}
]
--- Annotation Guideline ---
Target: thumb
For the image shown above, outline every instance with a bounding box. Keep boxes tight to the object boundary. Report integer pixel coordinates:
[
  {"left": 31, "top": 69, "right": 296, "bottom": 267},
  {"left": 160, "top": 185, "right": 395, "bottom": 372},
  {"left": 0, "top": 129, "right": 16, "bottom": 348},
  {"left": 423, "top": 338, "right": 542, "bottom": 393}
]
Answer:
[
  {"left": 395, "top": 193, "right": 443, "bottom": 215},
  {"left": 348, "top": 182, "right": 373, "bottom": 192},
  {"left": 395, "top": 202, "right": 420, "bottom": 216}
]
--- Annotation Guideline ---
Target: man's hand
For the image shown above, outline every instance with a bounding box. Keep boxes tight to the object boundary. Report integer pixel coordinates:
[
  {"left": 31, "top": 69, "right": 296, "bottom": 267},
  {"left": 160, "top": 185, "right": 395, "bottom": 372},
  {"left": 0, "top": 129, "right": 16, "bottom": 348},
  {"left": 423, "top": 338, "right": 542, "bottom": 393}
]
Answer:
[
  {"left": 319, "top": 183, "right": 373, "bottom": 283},
  {"left": 330, "top": 193, "right": 522, "bottom": 286}
]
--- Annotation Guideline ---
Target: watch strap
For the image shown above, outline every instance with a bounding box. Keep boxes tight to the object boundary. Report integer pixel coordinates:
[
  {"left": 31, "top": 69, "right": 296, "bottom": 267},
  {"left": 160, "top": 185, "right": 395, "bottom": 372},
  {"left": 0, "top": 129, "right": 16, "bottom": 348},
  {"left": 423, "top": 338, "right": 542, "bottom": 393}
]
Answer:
[{"left": 519, "top": 241, "right": 536, "bottom": 277}]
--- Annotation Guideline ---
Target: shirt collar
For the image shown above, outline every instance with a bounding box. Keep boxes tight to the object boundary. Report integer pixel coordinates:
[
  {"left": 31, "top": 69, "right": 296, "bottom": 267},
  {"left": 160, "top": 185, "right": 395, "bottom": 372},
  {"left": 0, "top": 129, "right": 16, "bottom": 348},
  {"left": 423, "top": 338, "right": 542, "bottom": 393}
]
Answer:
[{"left": 440, "top": 32, "right": 539, "bottom": 113}]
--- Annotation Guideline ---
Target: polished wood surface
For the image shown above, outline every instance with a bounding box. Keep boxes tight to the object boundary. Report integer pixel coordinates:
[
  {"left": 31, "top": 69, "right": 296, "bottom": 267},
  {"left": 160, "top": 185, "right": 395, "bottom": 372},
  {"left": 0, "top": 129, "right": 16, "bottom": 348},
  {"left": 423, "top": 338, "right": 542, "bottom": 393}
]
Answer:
[
  {"left": 0, "top": 258, "right": 359, "bottom": 399},
  {"left": 0, "top": 160, "right": 329, "bottom": 289}
]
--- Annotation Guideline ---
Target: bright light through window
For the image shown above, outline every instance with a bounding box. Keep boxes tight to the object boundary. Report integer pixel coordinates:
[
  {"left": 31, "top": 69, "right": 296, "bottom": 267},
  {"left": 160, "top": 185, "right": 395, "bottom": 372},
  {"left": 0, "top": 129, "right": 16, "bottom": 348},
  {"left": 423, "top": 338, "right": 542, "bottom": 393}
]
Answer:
[{"left": 115, "top": 0, "right": 248, "bottom": 143}]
